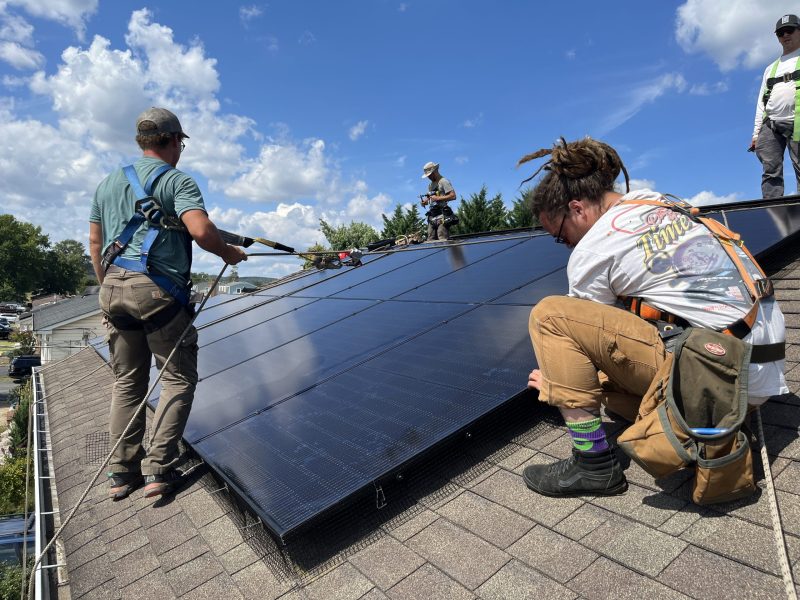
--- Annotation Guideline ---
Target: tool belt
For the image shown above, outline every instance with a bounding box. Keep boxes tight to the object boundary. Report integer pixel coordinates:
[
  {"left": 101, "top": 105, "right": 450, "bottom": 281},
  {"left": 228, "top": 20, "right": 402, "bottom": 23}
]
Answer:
[{"left": 426, "top": 204, "right": 459, "bottom": 227}]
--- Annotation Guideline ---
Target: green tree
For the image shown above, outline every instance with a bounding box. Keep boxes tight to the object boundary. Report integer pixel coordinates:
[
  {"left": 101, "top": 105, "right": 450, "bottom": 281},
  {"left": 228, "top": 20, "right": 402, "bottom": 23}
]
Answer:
[
  {"left": 507, "top": 187, "right": 540, "bottom": 229},
  {"left": 0, "top": 560, "right": 27, "bottom": 600},
  {"left": 454, "top": 187, "right": 509, "bottom": 235},
  {"left": 318, "top": 219, "right": 380, "bottom": 251},
  {"left": 9, "top": 380, "right": 31, "bottom": 458},
  {"left": 380, "top": 204, "right": 425, "bottom": 238},
  {"left": 0, "top": 457, "right": 30, "bottom": 514},
  {"left": 0, "top": 215, "right": 49, "bottom": 301},
  {"left": 41, "top": 239, "right": 87, "bottom": 295},
  {"left": 302, "top": 242, "right": 329, "bottom": 270},
  {"left": 8, "top": 331, "right": 35, "bottom": 358}
]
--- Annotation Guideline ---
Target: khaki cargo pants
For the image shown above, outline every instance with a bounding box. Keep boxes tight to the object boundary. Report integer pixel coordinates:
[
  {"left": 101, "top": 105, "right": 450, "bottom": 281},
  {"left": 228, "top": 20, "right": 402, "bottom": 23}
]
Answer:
[
  {"left": 100, "top": 269, "right": 198, "bottom": 476},
  {"left": 529, "top": 296, "right": 669, "bottom": 421}
]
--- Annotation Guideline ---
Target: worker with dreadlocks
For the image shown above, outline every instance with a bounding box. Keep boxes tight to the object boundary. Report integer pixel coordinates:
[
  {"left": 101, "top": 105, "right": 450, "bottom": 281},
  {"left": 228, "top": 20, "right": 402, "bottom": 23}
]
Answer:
[{"left": 520, "top": 137, "right": 787, "bottom": 498}]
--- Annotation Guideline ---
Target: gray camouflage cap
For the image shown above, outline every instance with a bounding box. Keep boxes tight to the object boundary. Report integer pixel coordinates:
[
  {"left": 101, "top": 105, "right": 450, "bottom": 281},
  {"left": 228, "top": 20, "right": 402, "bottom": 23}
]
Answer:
[{"left": 136, "top": 107, "right": 189, "bottom": 138}]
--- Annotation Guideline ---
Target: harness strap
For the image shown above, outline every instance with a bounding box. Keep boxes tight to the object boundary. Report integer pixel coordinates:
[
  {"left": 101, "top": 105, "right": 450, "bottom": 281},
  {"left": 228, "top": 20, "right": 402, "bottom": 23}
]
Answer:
[
  {"left": 618, "top": 197, "right": 783, "bottom": 364},
  {"left": 762, "top": 57, "right": 800, "bottom": 142},
  {"left": 106, "top": 163, "right": 191, "bottom": 307}
]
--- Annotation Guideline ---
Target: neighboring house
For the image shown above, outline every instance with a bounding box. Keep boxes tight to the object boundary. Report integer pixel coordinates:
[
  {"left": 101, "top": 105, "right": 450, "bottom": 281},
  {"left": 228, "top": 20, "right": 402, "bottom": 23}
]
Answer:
[
  {"left": 218, "top": 280, "right": 258, "bottom": 295},
  {"left": 30, "top": 289, "right": 103, "bottom": 364}
]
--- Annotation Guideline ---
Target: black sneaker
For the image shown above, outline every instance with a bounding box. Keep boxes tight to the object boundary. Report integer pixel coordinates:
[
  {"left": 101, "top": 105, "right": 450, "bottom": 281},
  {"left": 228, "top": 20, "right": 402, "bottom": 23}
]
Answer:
[
  {"left": 143, "top": 471, "right": 183, "bottom": 498},
  {"left": 523, "top": 448, "right": 628, "bottom": 498},
  {"left": 108, "top": 472, "right": 144, "bottom": 501}
]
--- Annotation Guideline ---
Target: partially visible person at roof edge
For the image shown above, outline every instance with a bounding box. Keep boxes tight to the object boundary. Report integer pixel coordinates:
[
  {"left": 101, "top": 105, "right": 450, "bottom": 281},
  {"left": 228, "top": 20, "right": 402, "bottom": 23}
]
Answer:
[
  {"left": 89, "top": 108, "right": 247, "bottom": 501},
  {"left": 518, "top": 137, "right": 787, "bottom": 499},
  {"left": 750, "top": 14, "right": 800, "bottom": 198},
  {"left": 421, "top": 161, "right": 457, "bottom": 241}
]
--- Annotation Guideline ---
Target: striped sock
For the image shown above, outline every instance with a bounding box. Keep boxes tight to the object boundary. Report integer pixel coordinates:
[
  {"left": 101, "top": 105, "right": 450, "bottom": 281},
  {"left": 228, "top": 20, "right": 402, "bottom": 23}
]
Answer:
[{"left": 566, "top": 418, "right": 609, "bottom": 453}]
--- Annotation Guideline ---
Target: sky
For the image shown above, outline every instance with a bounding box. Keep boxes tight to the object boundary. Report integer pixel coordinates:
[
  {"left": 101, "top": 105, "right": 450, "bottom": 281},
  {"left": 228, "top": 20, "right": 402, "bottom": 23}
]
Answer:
[{"left": 0, "top": 0, "right": 797, "bottom": 279}]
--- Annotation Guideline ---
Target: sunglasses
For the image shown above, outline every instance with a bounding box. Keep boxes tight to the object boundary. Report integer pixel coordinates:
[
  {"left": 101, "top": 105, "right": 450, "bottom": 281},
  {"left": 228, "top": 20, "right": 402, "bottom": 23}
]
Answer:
[
  {"left": 777, "top": 27, "right": 797, "bottom": 37},
  {"left": 554, "top": 214, "right": 568, "bottom": 244}
]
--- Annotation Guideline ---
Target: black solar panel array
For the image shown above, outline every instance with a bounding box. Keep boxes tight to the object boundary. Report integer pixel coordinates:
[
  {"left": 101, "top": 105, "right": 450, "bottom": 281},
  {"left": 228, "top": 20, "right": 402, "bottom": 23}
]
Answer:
[{"left": 87, "top": 202, "right": 798, "bottom": 540}]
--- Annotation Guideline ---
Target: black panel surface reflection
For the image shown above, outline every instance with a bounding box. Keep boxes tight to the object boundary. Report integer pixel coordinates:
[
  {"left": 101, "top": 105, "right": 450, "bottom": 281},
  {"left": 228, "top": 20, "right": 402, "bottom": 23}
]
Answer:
[
  {"left": 331, "top": 237, "right": 522, "bottom": 300},
  {"left": 194, "top": 365, "right": 516, "bottom": 537},
  {"left": 395, "top": 237, "right": 569, "bottom": 304},
  {"left": 184, "top": 300, "right": 468, "bottom": 443}
]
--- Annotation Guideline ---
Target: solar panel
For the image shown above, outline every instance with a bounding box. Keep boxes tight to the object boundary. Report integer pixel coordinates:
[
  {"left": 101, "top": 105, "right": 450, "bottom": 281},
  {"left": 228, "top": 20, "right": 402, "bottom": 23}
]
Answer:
[{"left": 95, "top": 202, "right": 797, "bottom": 540}]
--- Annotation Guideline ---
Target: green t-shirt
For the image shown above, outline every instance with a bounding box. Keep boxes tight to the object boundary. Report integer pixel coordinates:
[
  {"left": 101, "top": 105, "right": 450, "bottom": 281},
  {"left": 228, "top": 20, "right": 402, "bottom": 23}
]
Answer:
[{"left": 90, "top": 157, "right": 206, "bottom": 287}]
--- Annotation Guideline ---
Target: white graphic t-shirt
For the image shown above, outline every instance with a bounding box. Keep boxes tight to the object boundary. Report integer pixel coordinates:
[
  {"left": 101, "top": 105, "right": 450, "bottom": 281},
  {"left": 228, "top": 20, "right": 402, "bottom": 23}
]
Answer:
[{"left": 567, "top": 189, "right": 787, "bottom": 401}]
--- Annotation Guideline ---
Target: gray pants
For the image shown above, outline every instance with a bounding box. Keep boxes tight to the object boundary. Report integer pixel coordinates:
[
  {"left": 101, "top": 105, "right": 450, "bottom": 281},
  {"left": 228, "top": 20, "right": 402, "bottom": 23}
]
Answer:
[
  {"left": 755, "top": 119, "right": 800, "bottom": 198},
  {"left": 426, "top": 216, "right": 450, "bottom": 241},
  {"left": 99, "top": 270, "right": 198, "bottom": 475}
]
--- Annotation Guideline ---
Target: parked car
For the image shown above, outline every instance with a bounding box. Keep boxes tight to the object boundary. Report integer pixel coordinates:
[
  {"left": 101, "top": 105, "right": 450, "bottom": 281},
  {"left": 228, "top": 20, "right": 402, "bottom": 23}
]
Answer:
[
  {"left": 0, "top": 313, "right": 18, "bottom": 324},
  {"left": 8, "top": 355, "right": 40, "bottom": 378},
  {"left": 0, "top": 321, "right": 10, "bottom": 340}
]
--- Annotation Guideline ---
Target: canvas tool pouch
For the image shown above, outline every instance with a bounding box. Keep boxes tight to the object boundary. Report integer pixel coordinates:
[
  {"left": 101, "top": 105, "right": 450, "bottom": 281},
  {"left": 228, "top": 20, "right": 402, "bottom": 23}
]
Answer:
[{"left": 618, "top": 328, "right": 754, "bottom": 502}]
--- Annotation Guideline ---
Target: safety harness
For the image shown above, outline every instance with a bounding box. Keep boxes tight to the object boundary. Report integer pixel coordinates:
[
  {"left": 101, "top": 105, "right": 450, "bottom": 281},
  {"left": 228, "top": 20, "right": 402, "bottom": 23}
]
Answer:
[
  {"left": 100, "top": 164, "right": 192, "bottom": 307},
  {"left": 761, "top": 55, "right": 800, "bottom": 142},
  {"left": 619, "top": 197, "right": 785, "bottom": 364}
]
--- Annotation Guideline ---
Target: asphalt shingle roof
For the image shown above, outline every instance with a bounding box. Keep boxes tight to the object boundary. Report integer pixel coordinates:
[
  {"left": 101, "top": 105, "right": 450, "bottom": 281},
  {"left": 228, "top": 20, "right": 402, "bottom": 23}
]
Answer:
[
  {"left": 38, "top": 231, "right": 800, "bottom": 599},
  {"left": 32, "top": 290, "right": 100, "bottom": 330}
]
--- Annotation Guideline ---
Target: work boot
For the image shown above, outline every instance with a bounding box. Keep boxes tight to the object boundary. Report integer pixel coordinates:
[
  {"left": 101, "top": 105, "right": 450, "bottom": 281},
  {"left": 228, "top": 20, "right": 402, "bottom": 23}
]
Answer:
[
  {"left": 523, "top": 448, "right": 628, "bottom": 497},
  {"left": 143, "top": 470, "right": 183, "bottom": 498}
]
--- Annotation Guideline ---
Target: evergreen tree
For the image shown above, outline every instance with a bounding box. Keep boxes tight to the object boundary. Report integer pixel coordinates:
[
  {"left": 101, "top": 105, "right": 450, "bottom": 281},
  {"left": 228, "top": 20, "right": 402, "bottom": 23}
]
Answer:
[
  {"left": 507, "top": 187, "right": 539, "bottom": 229},
  {"left": 380, "top": 204, "right": 425, "bottom": 238},
  {"left": 454, "top": 187, "right": 509, "bottom": 235},
  {"left": 318, "top": 219, "right": 380, "bottom": 251},
  {"left": 302, "top": 242, "right": 328, "bottom": 270}
]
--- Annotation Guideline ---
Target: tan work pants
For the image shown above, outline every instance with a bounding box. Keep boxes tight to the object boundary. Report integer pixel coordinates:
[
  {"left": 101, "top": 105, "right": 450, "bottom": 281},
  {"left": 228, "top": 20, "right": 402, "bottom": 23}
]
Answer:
[
  {"left": 99, "top": 270, "right": 198, "bottom": 475},
  {"left": 529, "top": 296, "right": 668, "bottom": 421}
]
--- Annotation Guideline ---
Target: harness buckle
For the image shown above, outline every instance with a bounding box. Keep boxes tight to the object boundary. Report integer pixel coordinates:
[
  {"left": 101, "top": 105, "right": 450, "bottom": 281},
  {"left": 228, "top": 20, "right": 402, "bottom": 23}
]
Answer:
[{"left": 754, "top": 277, "right": 774, "bottom": 299}]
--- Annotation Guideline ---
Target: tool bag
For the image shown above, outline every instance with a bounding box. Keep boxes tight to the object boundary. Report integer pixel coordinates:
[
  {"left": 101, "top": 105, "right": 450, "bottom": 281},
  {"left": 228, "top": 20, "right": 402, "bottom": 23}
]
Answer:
[
  {"left": 427, "top": 204, "right": 459, "bottom": 227},
  {"left": 617, "top": 327, "right": 756, "bottom": 504}
]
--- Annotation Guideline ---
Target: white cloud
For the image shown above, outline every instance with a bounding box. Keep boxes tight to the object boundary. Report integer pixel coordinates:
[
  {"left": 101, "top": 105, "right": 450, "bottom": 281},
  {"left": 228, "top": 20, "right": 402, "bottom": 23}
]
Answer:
[
  {"left": 398, "top": 3, "right": 409, "bottom": 12},
  {"left": 685, "top": 190, "right": 739, "bottom": 206},
  {"left": 348, "top": 119, "right": 368, "bottom": 141},
  {"left": 0, "top": 40, "right": 42, "bottom": 68},
  {"left": 565, "top": 49, "right": 576, "bottom": 60},
  {"left": 675, "top": 0, "right": 796, "bottom": 71},
  {"left": 614, "top": 176, "right": 740, "bottom": 208},
  {"left": 454, "top": 155, "right": 469, "bottom": 165},
  {"left": 6, "top": 0, "right": 98, "bottom": 39},
  {"left": 597, "top": 73, "right": 687, "bottom": 135},
  {"left": 239, "top": 5, "right": 263, "bottom": 23},
  {"left": 461, "top": 112, "right": 483, "bottom": 128},
  {"left": 225, "top": 138, "right": 334, "bottom": 202},
  {"left": 298, "top": 30, "right": 315, "bottom": 45},
  {"left": 0, "top": 99, "right": 108, "bottom": 241},
  {"left": 616, "top": 178, "right": 657, "bottom": 193},
  {"left": 688, "top": 80, "right": 728, "bottom": 95},
  {"left": 0, "top": 11, "right": 34, "bottom": 44},
  {"left": 394, "top": 155, "right": 406, "bottom": 168}
]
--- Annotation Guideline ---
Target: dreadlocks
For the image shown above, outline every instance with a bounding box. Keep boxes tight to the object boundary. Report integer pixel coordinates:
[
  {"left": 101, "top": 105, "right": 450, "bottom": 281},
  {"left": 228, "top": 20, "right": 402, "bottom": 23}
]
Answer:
[{"left": 518, "top": 137, "right": 630, "bottom": 220}]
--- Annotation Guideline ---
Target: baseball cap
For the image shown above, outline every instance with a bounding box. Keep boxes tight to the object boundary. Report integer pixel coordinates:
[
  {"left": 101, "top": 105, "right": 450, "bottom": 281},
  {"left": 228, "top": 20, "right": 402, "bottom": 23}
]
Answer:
[
  {"left": 421, "top": 161, "right": 439, "bottom": 178},
  {"left": 775, "top": 14, "right": 800, "bottom": 32},
  {"left": 136, "top": 107, "right": 189, "bottom": 138}
]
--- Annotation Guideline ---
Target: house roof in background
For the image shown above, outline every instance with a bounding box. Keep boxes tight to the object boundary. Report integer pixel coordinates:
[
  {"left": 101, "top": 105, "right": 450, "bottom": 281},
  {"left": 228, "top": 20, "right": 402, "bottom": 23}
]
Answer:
[{"left": 32, "top": 290, "right": 101, "bottom": 331}]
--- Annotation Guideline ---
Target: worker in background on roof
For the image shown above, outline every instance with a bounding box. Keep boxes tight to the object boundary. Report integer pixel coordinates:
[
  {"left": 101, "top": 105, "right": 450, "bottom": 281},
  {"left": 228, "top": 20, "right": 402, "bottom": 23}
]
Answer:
[
  {"left": 421, "top": 161, "right": 457, "bottom": 241},
  {"left": 750, "top": 14, "right": 800, "bottom": 198},
  {"left": 519, "top": 137, "right": 787, "bottom": 499},
  {"left": 89, "top": 108, "right": 247, "bottom": 501}
]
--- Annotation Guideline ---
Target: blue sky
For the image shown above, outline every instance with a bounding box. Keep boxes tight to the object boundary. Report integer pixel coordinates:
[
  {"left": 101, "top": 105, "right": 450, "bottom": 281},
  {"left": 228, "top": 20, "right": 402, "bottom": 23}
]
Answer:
[{"left": 0, "top": 0, "right": 796, "bottom": 278}]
